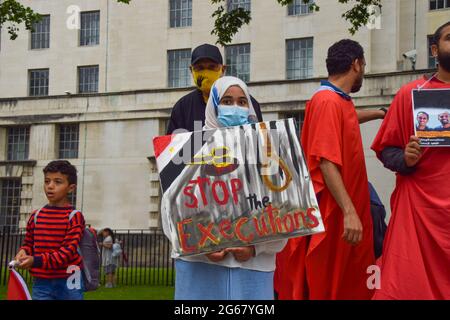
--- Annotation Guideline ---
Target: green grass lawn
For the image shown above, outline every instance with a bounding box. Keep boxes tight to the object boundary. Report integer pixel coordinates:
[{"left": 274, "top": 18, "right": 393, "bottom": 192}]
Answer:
[
  {"left": 1, "top": 267, "right": 174, "bottom": 286},
  {"left": 85, "top": 285, "right": 174, "bottom": 300},
  {"left": 108, "top": 267, "right": 174, "bottom": 286},
  {"left": 0, "top": 267, "right": 175, "bottom": 300},
  {"left": 0, "top": 284, "right": 174, "bottom": 300}
]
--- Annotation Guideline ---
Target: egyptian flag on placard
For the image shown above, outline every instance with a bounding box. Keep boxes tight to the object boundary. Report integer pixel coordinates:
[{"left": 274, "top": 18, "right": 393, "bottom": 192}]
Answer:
[
  {"left": 7, "top": 263, "right": 32, "bottom": 300},
  {"left": 153, "top": 128, "right": 217, "bottom": 193}
]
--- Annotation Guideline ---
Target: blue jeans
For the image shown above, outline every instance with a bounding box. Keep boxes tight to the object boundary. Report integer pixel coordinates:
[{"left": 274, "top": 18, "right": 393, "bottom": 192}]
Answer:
[{"left": 32, "top": 277, "right": 84, "bottom": 300}]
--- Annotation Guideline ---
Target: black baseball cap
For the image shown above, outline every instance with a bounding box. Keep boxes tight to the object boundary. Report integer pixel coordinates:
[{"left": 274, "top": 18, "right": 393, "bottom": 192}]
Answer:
[{"left": 191, "top": 44, "right": 223, "bottom": 65}]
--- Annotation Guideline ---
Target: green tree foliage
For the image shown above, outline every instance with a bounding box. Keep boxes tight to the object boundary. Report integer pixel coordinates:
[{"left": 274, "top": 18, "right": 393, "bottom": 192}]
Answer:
[
  {"left": 212, "top": 0, "right": 382, "bottom": 45},
  {"left": 0, "top": 0, "right": 130, "bottom": 40},
  {"left": 0, "top": 0, "right": 381, "bottom": 44}
]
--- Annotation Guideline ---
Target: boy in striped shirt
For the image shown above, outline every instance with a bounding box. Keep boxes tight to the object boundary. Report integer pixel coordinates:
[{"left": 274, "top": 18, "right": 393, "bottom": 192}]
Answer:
[{"left": 14, "top": 160, "right": 86, "bottom": 300}]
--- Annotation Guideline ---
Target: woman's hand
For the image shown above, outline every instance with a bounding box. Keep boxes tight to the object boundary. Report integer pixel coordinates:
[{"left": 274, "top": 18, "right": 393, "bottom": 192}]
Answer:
[
  {"left": 205, "top": 250, "right": 228, "bottom": 262},
  {"left": 226, "top": 246, "right": 255, "bottom": 262}
]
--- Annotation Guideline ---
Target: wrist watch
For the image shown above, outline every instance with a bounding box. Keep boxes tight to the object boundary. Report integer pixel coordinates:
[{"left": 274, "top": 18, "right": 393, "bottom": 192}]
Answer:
[{"left": 379, "top": 107, "right": 388, "bottom": 116}]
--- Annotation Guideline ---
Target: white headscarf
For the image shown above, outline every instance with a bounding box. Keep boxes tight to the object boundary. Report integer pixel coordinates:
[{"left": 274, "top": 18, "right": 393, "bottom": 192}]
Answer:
[{"left": 204, "top": 76, "right": 257, "bottom": 129}]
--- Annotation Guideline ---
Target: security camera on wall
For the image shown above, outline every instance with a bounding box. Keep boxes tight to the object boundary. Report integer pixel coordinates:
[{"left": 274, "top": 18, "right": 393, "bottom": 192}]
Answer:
[
  {"left": 403, "top": 49, "right": 417, "bottom": 70},
  {"left": 403, "top": 49, "right": 417, "bottom": 60}
]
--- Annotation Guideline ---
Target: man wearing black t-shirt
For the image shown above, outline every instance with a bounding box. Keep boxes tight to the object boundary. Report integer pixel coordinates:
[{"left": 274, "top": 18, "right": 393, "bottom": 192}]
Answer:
[{"left": 166, "top": 44, "right": 263, "bottom": 134}]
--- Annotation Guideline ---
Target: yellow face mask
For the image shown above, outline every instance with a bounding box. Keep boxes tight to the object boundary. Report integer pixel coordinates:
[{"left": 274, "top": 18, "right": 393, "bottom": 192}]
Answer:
[{"left": 192, "top": 69, "right": 223, "bottom": 96}]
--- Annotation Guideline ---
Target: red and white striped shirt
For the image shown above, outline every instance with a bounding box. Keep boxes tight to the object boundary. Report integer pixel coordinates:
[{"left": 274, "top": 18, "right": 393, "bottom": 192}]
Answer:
[{"left": 20, "top": 205, "right": 85, "bottom": 279}]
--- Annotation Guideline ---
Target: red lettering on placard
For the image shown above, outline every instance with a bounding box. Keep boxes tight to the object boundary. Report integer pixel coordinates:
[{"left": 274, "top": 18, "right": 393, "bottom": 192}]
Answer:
[
  {"left": 183, "top": 185, "right": 198, "bottom": 208},
  {"left": 230, "top": 179, "right": 243, "bottom": 204},
  {"left": 235, "top": 217, "right": 254, "bottom": 243},
  {"left": 218, "top": 219, "right": 234, "bottom": 240},
  {"left": 198, "top": 222, "right": 219, "bottom": 247},
  {"left": 177, "top": 219, "right": 196, "bottom": 253},
  {"left": 212, "top": 181, "right": 229, "bottom": 205}
]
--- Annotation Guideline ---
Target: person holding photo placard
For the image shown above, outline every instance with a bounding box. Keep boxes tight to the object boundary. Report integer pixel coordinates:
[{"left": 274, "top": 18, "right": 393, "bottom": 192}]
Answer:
[{"left": 371, "top": 21, "right": 450, "bottom": 300}]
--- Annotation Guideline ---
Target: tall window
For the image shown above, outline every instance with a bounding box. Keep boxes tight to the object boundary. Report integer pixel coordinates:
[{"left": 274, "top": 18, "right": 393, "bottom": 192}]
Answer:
[
  {"left": 288, "top": 0, "right": 313, "bottom": 16},
  {"left": 428, "top": 36, "right": 438, "bottom": 68},
  {"left": 168, "top": 49, "right": 191, "bottom": 88},
  {"left": 170, "top": 0, "right": 192, "bottom": 28},
  {"left": 429, "top": 0, "right": 450, "bottom": 10},
  {"left": 286, "top": 38, "right": 314, "bottom": 80},
  {"left": 29, "top": 69, "right": 49, "bottom": 96},
  {"left": 78, "top": 65, "right": 99, "bottom": 93},
  {"left": 225, "top": 44, "right": 251, "bottom": 83},
  {"left": 80, "top": 11, "right": 100, "bottom": 46},
  {"left": 0, "top": 179, "right": 22, "bottom": 233},
  {"left": 59, "top": 124, "right": 79, "bottom": 159},
  {"left": 7, "top": 127, "right": 30, "bottom": 161},
  {"left": 228, "top": 0, "right": 251, "bottom": 12},
  {"left": 31, "top": 15, "right": 50, "bottom": 49}
]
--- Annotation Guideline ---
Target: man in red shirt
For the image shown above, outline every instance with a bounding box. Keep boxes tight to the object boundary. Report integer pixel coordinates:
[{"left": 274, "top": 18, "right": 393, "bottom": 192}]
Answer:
[
  {"left": 371, "top": 21, "right": 450, "bottom": 300},
  {"left": 275, "top": 39, "right": 378, "bottom": 300}
]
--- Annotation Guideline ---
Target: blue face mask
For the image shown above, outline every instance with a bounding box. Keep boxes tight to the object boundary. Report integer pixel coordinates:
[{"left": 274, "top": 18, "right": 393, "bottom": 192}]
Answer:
[{"left": 217, "top": 105, "right": 250, "bottom": 127}]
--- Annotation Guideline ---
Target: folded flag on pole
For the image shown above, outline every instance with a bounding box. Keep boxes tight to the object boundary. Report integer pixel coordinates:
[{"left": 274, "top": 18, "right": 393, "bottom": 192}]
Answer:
[{"left": 7, "top": 261, "right": 32, "bottom": 300}]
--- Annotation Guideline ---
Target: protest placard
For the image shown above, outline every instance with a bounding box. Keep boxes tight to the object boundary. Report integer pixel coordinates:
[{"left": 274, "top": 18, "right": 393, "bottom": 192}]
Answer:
[
  {"left": 412, "top": 89, "right": 450, "bottom": 147},
  {"left": 153, "top": 119, "right": 324, "bottom": 257}
]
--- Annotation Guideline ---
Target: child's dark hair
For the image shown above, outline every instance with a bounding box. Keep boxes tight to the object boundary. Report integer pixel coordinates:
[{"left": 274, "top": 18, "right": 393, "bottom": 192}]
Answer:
[
  {"left": 103, "top": 228, "right": 115, "bottom": 242},
  {"left": 432, "top": 21, "right": 450, "bottom": 46},
  {"left": 43, "top": 160, "right": 77, "bottom": 185},
  {"left": 326, "top": 39, "right": 365, "bottom": 76}
]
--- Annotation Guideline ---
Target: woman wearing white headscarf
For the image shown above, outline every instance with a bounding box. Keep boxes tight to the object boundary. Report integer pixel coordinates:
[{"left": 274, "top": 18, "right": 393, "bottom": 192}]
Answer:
[{"left": 174, "top": 76, "right": 287, "bottom": 300}]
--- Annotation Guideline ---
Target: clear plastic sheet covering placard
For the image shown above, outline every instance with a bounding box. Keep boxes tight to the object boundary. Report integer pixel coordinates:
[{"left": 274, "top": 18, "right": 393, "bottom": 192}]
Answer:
[{"left": 153, "top": 119, "right": 324, "bottom": 257}]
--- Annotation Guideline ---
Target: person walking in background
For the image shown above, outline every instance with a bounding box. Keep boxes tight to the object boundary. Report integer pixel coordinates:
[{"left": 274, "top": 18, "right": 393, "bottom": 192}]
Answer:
[{"left": 100, "top": 228, "right": 117, "bottom": 288}]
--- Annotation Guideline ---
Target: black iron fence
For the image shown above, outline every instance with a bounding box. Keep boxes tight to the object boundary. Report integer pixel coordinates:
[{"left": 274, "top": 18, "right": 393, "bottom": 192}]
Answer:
[{"left": 0, "top": 226, "right": 174, "bottom": 287}]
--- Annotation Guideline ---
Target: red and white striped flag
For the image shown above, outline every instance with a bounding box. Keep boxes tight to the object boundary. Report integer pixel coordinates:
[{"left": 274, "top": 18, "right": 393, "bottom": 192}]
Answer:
[{"left": 7, "top": 261, "right": 32, "bottom": 300}]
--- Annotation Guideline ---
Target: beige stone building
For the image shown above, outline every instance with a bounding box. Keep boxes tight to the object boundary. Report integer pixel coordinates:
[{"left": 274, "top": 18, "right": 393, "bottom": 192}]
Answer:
[{"left": 0, "top": 0, "right": 448, "bottom": 230}]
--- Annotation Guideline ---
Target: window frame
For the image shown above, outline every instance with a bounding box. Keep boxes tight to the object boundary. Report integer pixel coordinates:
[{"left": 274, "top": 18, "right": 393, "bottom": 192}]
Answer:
[
  {"left": 0, "top": 178, "right": 22, "bottom": 233},
  {"left": 30, "top": 14, "right": 50, "bottom": 50},
  {"left": 167, "top": 49, "right": 192, "bottom": 88},
  {"left": 227, "top": 0, "right": 251, "bottom": 12},
  {"left": 428, "top": 35, "right": 438, "bottom": 69},
  {"left": 28, "top": 68, "right": 50, "bottom": 97},
  {"left": 169, "top": 0, "right": 193, "bottom": 28},
  {"left": 78, "top": 65, "right": 99, "bottom": 94},
  {"left": 429, "top": 0, "right": 450, "bottom": 10},
  {"left": 79, "top": 10, "right": 100, "bottom": 46},
  {"left": 6, "top": 126, "right": 30, "bottom": 161},
  {"left": 286, "top": 37, "right": 314, "bottom": 80},
  {"left": 225, "top": 43, "right": 251, "bottom": 83},
  {"left": 58, "top": 123, "right": 80, "bottom": 159},
  {"left": 287, "top": 0, "right": 313, "bottom": 16}
]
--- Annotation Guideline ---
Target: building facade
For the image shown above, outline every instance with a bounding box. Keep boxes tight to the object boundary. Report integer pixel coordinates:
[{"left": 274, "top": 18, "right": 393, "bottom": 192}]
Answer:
[{"left": 0, "top": 0, "right": 448, "bottom": 230}]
